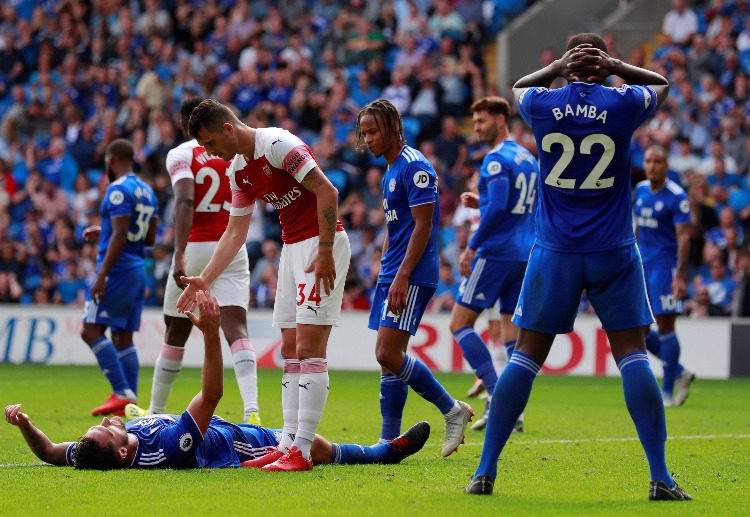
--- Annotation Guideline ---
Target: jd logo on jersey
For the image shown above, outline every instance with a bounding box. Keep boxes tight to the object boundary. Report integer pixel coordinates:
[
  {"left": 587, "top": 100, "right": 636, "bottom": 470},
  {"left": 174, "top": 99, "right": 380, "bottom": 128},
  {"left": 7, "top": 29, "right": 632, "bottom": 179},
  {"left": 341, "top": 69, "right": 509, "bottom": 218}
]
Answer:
[{"left": 413, "top": 171, "right": 430, "bottom": 188}]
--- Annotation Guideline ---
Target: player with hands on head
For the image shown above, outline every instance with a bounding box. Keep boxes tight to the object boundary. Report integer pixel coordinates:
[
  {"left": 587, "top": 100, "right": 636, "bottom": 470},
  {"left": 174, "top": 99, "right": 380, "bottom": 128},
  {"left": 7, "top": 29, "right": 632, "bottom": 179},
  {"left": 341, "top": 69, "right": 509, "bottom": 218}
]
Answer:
[
  {"left": 464, "top": 33, "right": 690, "bottom": 501},
  {"left": 356, "top": 98, "right": 473, "bottom": 456},
  {"left": 176, "top": 99, "right": 351, "bottom": 472}
]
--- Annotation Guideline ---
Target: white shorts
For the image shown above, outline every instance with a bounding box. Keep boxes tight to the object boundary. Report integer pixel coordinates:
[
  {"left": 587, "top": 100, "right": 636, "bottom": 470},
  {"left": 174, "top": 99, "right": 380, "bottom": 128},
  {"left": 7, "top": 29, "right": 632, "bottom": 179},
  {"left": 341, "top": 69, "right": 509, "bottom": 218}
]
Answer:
[
  {"left": 485, "top": 299, "right": 501, "bottom": 321},
  {"left": 273, "top": 230, "right": 351, "bottom": 328},
  {"left": 163, "top": 241, "right": 250, "bottom": 318}
]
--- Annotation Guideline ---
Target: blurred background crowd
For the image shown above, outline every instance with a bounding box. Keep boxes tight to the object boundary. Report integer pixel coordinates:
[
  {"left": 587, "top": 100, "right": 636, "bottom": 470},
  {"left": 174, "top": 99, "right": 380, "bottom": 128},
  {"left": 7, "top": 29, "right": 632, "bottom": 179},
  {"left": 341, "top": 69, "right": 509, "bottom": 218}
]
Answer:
[{"left": 0, "top": 0, "right": 749, "bottom": 318}]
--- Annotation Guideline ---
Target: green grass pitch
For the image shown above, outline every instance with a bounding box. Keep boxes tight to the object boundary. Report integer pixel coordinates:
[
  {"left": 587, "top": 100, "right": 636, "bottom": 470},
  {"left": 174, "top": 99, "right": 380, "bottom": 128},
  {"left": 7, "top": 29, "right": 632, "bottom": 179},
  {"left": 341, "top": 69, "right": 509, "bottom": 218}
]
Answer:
[{"left": 1, "top": 363, "right": 748, "bottom": 516}]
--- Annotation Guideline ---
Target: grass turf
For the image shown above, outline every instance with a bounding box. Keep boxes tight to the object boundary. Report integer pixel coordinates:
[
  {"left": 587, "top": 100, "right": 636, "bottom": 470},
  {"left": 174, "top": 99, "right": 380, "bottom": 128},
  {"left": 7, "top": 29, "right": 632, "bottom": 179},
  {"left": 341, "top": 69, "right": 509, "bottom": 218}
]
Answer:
[{"left": 1, "top": 364, "right": 748, "bottom": 516}]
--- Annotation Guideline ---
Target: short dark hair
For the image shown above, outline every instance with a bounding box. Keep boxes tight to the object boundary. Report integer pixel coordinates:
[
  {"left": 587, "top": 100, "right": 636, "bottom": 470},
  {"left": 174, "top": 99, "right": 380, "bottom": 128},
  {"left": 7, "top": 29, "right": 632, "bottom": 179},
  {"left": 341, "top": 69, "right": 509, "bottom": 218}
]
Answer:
[
  {"left": 105, "top": 138, "right": 135, "bottom": 164},
  {"left": 567, "top": 33, "right": 608, "bottom": 53},
  {"left": 355, "top": 99, "right": 405, "bottom": 151},
  {"left": 74, "top": 437, "right": 120, "bottom": 470},
  {"left": 187, "top": 99, "right": 237, "bottom": 139},
  {"left": 470, "top": 96, "right": 510, "bottom": 119},
  {"left": 180, "top": 97, "right": 204, "bottom": 129}
]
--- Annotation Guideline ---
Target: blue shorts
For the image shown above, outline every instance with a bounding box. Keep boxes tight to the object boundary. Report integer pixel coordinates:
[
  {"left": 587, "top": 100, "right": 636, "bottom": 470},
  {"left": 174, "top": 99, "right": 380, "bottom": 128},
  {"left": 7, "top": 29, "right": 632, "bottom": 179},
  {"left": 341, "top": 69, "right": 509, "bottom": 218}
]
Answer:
[
  {"left": 197, "top": 418, "right": 281, "bottom": 468},
  {"left": 83, "top": 265, "right": 146, "bottom": 332},
  {"left": 643, "top": 262, "right": 683, "bottom": 315},
  {"left": 457, "top": 257, "right": 527, "bottom": 315},
  {"left": 368, "top": 283, "right": 436, "bottom": 336},
  {"left": 513, "top": 244, "right": 654, "bottom": 334}
]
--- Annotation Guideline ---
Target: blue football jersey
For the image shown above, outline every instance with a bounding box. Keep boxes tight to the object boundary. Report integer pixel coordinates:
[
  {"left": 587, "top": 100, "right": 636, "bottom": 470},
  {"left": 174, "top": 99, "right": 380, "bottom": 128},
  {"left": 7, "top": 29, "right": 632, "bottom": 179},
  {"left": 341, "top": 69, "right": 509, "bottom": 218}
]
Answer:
[
  {"left": 473, "top": 140, "right": 537, "bottom": 260},
  {"left": 517, "top": 82, "right": 658, "bottom": 252},
  {"left": 634, "top": 179, "right": 691, "bottom": 265},
  {"left": 379, "top": 146, "right": 440, "bottom": 287},
  {"left": 98, "top": 174, "right": 158, "bottom": 272},
  {"left": 65, "top": 413, "right": 279, "bottom": 469}
]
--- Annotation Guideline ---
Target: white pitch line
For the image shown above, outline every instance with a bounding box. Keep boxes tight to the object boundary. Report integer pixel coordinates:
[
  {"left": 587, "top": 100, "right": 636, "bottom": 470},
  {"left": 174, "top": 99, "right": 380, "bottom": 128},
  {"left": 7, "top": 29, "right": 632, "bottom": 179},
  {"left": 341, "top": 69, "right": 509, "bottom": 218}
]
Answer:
[{"left": 426, "top": 433, "right": 750, "bottom": 448}]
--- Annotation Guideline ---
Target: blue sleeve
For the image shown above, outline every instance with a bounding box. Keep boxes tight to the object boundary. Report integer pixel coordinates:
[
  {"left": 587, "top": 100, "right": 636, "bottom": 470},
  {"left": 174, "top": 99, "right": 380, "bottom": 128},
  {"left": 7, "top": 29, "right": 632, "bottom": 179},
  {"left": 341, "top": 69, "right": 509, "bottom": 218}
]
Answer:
[
  {"left": 673, "top": 192, "right": 691, "bottom": 227},
  {"left": 404, "top": 162, "right": 437, "bottom": 207},
  {"left": 630, "top": 85, "right": 658, "bottom": 127},
  {"left": 158, "top": 410, "right": 205, "bottom": 465},
  {"left": 515, "top": 87, "right": 536, "bottom": 127},
  {"left": 469, "top": 175, "right": 510, "bottom": 250},
  {"left": 104, "top": 185, "right": 135, "bottom": 219}
]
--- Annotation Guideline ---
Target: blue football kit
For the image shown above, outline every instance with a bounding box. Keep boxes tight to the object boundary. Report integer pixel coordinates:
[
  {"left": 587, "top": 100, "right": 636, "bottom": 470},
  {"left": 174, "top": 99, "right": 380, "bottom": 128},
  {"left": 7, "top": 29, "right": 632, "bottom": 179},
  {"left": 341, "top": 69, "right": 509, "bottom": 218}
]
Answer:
[
  {"left": 369, "top": 145, "right": 440, "bottom": 335},
  {"left": 634, "top": 179, "right": 691, "bottom": 315},
  {"left": 514, "top": 82, "right": 658, "bottom": 333},
  {"left": 458, "top": 139, "right": 537, "bottom": 314},
  {"left": 66, "top": 412, "right": 280, "bottom": 468},
  {"left": 83, "top": 174, "right": 158, "bottom": 332}
]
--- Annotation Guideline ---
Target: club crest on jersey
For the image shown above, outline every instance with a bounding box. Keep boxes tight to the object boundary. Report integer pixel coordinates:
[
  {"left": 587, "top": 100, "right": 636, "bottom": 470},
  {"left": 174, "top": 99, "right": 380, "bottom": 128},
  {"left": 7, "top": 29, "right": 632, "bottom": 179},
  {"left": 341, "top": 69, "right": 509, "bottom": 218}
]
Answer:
[
  {"left": 655, "top": 201, "right": 664, "bottom": 212},
  {"left": 109, "top": 190, "right": 124, "bottom": 205},
  {"left": 179, "top": 433, "right": 193, "bottom": 451},
  {"left": 389, "top": 178, "right": 396, "bottom": 192},
  {"left": 487, "top": 161, "right": 502, "bottom": 175},
  {"left": 263, "top": 165, "right": 272, "bottom": 177},
  {"left": 413, "top": 171, "right": 430, "bottom": 188}
]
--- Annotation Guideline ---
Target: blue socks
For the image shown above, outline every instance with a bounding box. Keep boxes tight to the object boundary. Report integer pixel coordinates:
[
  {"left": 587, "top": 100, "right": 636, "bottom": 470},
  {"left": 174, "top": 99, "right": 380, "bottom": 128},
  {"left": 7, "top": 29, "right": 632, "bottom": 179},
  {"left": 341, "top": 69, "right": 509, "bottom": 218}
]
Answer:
[
  {"left": 645, "top": 329, "right": 661, "bottom": 356},
  {"left": 617, "top": 351, "right": 673, "bottom": 486},
  {"left": 379, "top": 373, "right": 409, "bottom": 440},
  {"left": 331, "top": 442, "right": 395, "bottom": 464},
  {"left": 397, "top": 355, "right": 455, "bottom": 414},
  {"left": 475, "top": 351, "right": 540, "bottom": 479},
  {"left": 91, "top": 338, "right": 131, "bottom": 395},
  {"left": 118, "top": 344, "right": 140, "bottom": 396},
  {"left": 658, "top": 332, "right": 680, "bottom": 397},
  {"left": 454, "top": 327, "right": 498, "bottom": 395}
]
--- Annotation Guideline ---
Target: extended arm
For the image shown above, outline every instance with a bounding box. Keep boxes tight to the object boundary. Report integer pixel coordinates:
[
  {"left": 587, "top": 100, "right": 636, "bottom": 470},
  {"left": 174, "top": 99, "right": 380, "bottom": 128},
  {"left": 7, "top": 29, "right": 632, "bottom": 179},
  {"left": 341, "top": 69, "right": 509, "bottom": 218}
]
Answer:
[
  {"left": 388, "top": 202, "right": 433, "bottom": 315},
  {"left": 301, "top": 166, "right": 340, "bottom": 295},
  {"left": 176, "top": 214, "right": 250, "bottom": 313},
  {"left": 673, "top": 223, "right": 691, "bottom": 300},
  {"left": 171, "top": 178, "right": 195, "bottom": 288},
  {"left": 184, "top": 291, "right": 223, "bottom": 435},
  {"left": 4, "top": 404, "right": 73, "bottom": 466}
]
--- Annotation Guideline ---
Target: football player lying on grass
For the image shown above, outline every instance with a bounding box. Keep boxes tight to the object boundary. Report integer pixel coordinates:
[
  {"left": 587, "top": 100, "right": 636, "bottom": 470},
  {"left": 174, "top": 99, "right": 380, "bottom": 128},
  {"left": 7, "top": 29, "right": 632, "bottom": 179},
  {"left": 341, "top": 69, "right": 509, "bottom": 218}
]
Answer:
[{"left": 5, "top": 291, "right": 429, "bottom": 471}]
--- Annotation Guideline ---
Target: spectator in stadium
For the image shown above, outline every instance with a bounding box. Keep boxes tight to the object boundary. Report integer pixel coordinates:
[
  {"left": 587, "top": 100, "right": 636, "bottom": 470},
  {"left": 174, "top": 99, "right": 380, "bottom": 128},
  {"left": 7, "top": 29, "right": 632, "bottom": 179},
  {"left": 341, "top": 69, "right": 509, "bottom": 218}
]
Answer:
[
  {"left": 662, "top": 0, "right": 699, "bottom": 49},
  {"left": 465, "top": 33, "right": 691, "bottom": 502},
  {"left": 80, "top": 139, "right": 159, "bottom": 418},
  {"left": 4, "top": 290, "right": 430, "bottom": 470}
]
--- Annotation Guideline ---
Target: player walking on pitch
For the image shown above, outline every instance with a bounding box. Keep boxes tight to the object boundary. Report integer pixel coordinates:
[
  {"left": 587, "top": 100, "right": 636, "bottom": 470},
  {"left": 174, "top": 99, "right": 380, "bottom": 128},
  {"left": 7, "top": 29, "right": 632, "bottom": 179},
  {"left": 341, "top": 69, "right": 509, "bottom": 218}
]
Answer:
[
  {"left": 356, "top": 99, "right": 473, "bottom": 456},
  {"left": 177, "top": 99, "right": 351, "bottom": 472},
  {"left": 125, "top": 97, "right": 260, "bottom": 424},
  {"left": 465, "top": 33, "right": 691, "bottom": 501},
  {"left": 634, "top": 145, "right": 695, "bottom": 407},
  {"left": 448, "top": 96, "right": 538, "bottom": 433}
]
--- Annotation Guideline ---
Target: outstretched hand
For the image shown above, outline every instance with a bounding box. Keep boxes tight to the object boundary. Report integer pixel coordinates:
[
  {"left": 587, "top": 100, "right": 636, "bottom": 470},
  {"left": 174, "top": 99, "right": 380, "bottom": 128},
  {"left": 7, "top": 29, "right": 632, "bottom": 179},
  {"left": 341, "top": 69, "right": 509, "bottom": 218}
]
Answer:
[
  {"left": 5, "top": 404, "right": 30, "bottom": 427},
  {"left": 175, "top": 275, "right": 210, "bottom": 313},
  {"left": 184, "top": 290, "right": 221, "bottom": 336}
]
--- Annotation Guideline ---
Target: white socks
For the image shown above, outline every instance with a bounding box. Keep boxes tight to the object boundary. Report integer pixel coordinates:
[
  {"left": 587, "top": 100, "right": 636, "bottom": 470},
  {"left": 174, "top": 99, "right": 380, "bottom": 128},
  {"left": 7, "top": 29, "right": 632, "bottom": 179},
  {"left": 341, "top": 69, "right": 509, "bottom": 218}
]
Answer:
[
  {"left": 278, "top": 359, "right": 300, "bottom": 453},
  {"left": 148, "top": 344, "right": 184, "bottom": 414},
  {"left": 293, "top": 358, "right": 329, "bottom": 459},
  {"left": 230, "top": 339, "right": 259, "bottom": 420}
]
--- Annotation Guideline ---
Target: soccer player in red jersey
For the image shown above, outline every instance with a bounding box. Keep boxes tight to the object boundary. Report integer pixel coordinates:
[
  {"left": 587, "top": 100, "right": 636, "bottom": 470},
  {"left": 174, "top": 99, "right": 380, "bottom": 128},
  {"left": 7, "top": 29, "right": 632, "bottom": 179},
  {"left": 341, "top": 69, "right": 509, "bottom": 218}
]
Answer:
[
  {"left": 125, "top": 98, "right": 260, "bottom": 425},
  {"left": 177, "top": 99, "right": 351, "bottom": 472}
]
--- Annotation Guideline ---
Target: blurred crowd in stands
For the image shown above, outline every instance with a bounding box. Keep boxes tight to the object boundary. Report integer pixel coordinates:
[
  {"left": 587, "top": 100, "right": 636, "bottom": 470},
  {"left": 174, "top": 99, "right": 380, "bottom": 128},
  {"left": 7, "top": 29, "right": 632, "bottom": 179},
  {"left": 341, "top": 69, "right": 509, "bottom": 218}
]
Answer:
[{"left": 0, "top": 0, "right": 748, "bottom": 317}]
